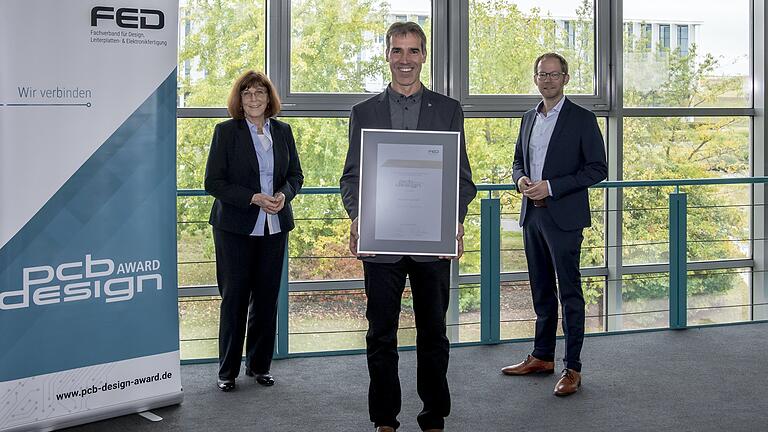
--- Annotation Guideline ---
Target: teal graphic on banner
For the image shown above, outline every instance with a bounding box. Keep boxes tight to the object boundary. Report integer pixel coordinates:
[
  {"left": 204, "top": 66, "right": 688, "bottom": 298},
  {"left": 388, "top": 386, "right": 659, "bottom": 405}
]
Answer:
[
  {"left": 0, "top": 72, "right": 178, "bottom": 382},
  {"left": 0, "top": 1, "right": 181, "bottom": 430}
]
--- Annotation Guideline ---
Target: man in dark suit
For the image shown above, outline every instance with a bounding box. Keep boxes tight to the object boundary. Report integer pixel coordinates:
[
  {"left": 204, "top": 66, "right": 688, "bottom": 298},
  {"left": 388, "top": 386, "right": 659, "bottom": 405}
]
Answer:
[
  {"left": 501, "top": 53, "right": 607, "bottom": 397},
  {"left": 340, "top": 22, "right": 476, "bottom": 432}
]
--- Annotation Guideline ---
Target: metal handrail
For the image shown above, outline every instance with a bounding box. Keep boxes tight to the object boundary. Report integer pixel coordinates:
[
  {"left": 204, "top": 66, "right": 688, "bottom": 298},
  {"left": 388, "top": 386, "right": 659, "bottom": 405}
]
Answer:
[
  {"left": 176, "top": 176, "right": 768, "bottom": 359},
  {"left": 177, "top": 176, "right": 768, "bottom": 197}
]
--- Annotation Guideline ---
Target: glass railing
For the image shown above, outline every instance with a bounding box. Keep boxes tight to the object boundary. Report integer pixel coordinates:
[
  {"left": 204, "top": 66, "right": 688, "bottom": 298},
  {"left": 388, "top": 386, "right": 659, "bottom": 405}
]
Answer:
[{"left": 176, "top": 177, "right": 768, "bottom": 360}]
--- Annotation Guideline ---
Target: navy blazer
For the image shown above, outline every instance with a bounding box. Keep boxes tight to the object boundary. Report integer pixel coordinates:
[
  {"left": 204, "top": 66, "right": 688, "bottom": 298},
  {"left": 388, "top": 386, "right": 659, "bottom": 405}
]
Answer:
[
  {"left": 340, "top": 88, "right": 477, "bottom": 263},
  {"left": 512, "top": 97, "right": 607, "bottom": 231},
  {"left": 205, "top": 118, "right": 304, "bottom": 235}
]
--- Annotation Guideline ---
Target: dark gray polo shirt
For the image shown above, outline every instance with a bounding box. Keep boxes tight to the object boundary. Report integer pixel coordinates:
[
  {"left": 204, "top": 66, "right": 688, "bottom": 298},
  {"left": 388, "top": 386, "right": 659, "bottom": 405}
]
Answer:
[{"left": 387, "top": 84, "right": 422, "bottom": 130}]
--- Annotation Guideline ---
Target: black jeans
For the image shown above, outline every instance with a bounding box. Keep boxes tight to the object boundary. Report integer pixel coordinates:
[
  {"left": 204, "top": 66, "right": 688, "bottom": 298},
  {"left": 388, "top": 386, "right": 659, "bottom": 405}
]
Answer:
[
  {"left": 213, "top": 227, "right": 287, "bottom": 380},
  {"left": 363, "top": 257, "right": 451, "bottom": 431},
  {"left": 523, "top": 206, "right": 585, "bottom": 372}
]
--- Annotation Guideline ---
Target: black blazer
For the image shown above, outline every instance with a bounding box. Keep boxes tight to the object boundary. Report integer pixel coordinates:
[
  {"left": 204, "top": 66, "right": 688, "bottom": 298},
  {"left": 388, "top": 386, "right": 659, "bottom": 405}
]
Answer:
[
  {"left": 339, "top": 88, "right": 477, "bottom": 263},
  {"left": 205, "top": 118, "right": 304, "bottom": 235},
  {"left": 512, "top": 97, "right": 607, "bottom": 231}
]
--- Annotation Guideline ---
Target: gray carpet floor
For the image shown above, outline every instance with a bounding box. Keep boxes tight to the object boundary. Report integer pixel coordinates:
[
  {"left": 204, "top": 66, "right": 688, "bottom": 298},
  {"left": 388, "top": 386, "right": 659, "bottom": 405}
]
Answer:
[{"left": 64, "top": 323, "right": 768, "bottom": 432}]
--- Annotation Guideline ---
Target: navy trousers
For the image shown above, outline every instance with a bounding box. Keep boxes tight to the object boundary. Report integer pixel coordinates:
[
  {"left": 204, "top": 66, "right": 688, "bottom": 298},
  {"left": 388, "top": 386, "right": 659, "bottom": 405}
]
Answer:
[
  {"left": 523, "top": 205, "right": 585, "bottom": 372},
  {"left": 213, "top": 227, "right": 287, "bottom": 380}
]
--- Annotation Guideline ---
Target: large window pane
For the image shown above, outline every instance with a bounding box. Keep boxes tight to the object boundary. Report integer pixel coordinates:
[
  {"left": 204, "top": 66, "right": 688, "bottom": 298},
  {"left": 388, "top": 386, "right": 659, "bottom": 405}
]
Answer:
[
  {"left": 290, "top": 0, "right": 432, "bottom": 93},
  {"left": 289, "top": 193, "right": 361, "bottom": 282},
  {"left": 280, "top": 117, "right": 349, "bottom": 186},
  {"left": 276, "top": 118, "right": 355, "bottom": 281},
  {"left": 178, "top": 118, "right": 218, "bottom": 190},
  {"left": 618, "top": 268, "right": 751, "bottom": 333},
  {"left": 621, "top": 272, "right": 669, "bottom": 330},
  {"left": 179, "top": 296, "right": 220, "bottom": 359},
  {"left": 464, "top": 117, "right": 607, "bottom": 271},
  {"left": 178, "top": 0, "right": 267, "bottom": 107},
  {"left": 469, "top": 0, "right": 596, "bottom": 95},
  {"left": 177, "top": 119, "right": 219, "bottom": 290},
  {"left": 687, "top": 268, "right": 750, "bottom": 326},
  {"left": 459, "top": 200, "right": 482, "bottom": 275},
  {"left": 623, "top": 117, "right": 750, "bottom": 265},
  {"left": 177, "top": 117, "right": 354, "bottom": 287},
  {"left": 619, "top": 185, "right": 750, "bottom": 265},
  {"left": 289, "top": 289, "right": 367, "bottom": 353},
  {"left": 623, "top": 0, "right": 750, "bottom": 107},
  {"left": 177, "top": 118, "right": 218, "bottom": 290},
  {"left": 455, "top": 284, "right": 482, "bottom": 343},
  {"left": 464, "top": 117, "right": 607, "bottom": 186},
  {"left": 685, "top": 186, "right": 750, "bottom": 262},
  {"left": 622, "top": 188, "right": 669, "bottom": 265},
  {"left": 177, "top": 195, "right": 216, "bottom": 287}
]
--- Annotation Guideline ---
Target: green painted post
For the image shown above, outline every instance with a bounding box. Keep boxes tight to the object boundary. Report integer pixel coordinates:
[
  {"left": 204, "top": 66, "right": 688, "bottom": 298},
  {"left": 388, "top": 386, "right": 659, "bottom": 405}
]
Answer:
[
  {"left": 480, "top": 198, "right": 501, "bottom": 343},
  {"left": 276, "top": 246, "right": 290, "bottom": 357},
  {"left": 669, "top": 192, "right": 688, "bottom": 329}
]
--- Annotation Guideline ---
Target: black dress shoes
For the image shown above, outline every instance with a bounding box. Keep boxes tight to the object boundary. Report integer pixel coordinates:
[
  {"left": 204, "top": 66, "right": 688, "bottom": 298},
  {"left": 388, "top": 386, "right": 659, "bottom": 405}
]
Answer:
[
  {"left": 217, "top": 379, "right": 235, "bottom": 392},
  {"left": 245, "top": 369, "right": 275, "bottom": 386},
  {"left": 256, "top": 374, "right": 275, "bottom": 386}
]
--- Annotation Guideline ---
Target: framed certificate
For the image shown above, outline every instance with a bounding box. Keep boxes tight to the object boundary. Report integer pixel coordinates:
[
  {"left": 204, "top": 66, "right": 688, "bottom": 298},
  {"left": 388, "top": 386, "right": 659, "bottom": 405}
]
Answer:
[{"left": 357, "top": 129, "right": 460, "bottom": 256}]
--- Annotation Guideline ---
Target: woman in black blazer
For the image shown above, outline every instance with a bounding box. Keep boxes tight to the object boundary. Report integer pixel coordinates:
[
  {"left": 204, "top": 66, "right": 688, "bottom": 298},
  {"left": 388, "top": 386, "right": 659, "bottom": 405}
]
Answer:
[{"left": 204, "top": 70, "right": 303, "bottom": 392}]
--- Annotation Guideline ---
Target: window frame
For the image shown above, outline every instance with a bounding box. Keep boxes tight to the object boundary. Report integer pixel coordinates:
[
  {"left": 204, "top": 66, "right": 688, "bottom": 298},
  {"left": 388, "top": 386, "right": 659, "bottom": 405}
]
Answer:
[
  {"left": 267, "top": 0, "right": 443, "bottom": 114},
  {"left": 175, "top": 0, "right": 767, "bottom": 337},
  {"left": 452, "top": 0, "right": 610, "bottom": 115},
  {"left": 658, "top": 24, "right": 670, "bottom": 50},
  {"left": 677, "top": 24, "right": 689, "bottom": 55}
]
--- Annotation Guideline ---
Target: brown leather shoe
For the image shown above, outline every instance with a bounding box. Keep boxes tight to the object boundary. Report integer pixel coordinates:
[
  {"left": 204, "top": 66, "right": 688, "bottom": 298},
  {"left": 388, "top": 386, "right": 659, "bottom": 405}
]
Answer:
[
  {"left": 375, "top": 427, "right": 395, "bottom": 432},
  {"left": 553, "top": 368, "right": 581, "bottom": 396},
  {"left": 501, "top": 355, "right": 555, "bottom": 375},
  {"left": 424, "top": 429, "right": 443, "bottom": 432}
]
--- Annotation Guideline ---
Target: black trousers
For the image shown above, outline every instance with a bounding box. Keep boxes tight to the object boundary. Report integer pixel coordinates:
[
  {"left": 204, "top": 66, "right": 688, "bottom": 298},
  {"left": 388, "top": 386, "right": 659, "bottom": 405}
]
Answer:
[
  {"left": 363, "top": 257, "right": 451, "bottom": 431},
  {"left": 213, "top": 227, "right": 287, "bottom": 380},
  {"left": 523, "top": 205, "right": 585, "bottom": 372}
]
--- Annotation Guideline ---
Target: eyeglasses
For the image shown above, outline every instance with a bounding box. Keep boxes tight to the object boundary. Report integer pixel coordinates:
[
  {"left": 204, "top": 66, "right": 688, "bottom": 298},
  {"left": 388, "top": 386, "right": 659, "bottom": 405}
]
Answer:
[
  {"left": 241, "top": 88, "right": 268, "bottom": 99},
  {"left": 535, "top": 72, "right": 566, "bottom": 81}
]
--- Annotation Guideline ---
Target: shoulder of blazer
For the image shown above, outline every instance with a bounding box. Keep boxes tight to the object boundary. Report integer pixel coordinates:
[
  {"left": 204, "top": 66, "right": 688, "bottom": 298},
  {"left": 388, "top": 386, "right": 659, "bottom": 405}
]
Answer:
[{"left": 211, "top": 118, "right": 241, "bottom": 143}]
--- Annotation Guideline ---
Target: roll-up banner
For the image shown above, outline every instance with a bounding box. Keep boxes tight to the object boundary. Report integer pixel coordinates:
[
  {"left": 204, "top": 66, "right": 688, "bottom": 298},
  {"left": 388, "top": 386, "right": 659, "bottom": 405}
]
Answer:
[{"left": 0, "top": 1, "right": 182, "bottom": 430}]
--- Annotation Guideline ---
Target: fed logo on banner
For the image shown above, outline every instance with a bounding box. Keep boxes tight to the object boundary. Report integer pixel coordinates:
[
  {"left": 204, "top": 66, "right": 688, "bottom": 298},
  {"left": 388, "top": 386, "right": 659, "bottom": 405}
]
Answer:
[
  {"left": 91, "top": 6, "right": 165, "bottom": 29},
  {"left": 0, "top": 255, "right": 164, "bottom": 310},
  {"left": 89, "top": 5, "right": 170, "bottom": 47}
]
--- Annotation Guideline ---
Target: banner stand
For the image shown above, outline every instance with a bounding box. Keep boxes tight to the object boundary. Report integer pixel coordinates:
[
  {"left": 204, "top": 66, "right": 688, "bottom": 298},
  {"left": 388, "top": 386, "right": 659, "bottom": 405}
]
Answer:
[{"left": 0, "top": 1, "right": 182, "bottom": 430}]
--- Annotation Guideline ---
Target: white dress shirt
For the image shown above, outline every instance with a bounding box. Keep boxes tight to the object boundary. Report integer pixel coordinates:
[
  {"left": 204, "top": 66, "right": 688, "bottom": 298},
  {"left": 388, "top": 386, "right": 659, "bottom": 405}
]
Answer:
[
  {"left": 528, "top": 96, "right": 566, "bottom": 196},
  {"left": 246, "top": 118, "right": 281, "bottom": 236}
]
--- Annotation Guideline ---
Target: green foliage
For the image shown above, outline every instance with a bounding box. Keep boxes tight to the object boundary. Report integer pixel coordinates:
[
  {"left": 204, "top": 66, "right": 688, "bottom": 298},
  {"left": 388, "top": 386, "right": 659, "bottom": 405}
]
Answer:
[
  {"left": 179, "top": 0, "right": 267, "bottom": 106},
  {"left": 622, "top": 271, "right": 739, "bottom": 302},
  {"left": 464, "top": 0, "right": 602, "bottom": 306},
  {"left": 176, "top": 0, "right": 748, "bottom": 309},
  {"left": 468, "top": 0, "right": 594, "bottom": 94},
  {"left": 459, "top": 286, "right": 481, "bottom": 313},
  {"left": 290, "top": 0, "right": 389, "bottom": 92},
  {"left": 621, "top": 38, "right": 749, "bottom": 300}
]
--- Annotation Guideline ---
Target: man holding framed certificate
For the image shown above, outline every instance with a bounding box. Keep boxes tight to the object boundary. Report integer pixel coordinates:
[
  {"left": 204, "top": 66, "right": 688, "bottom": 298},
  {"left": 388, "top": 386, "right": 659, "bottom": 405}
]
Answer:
[{"left": 340, "top": 22, "right": 476, "bottom": 432}]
